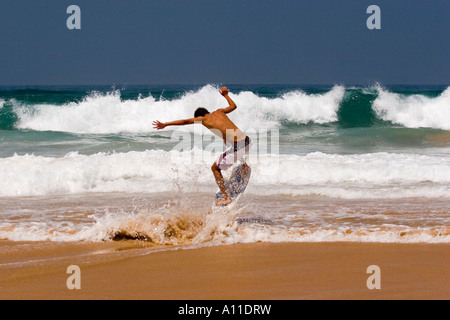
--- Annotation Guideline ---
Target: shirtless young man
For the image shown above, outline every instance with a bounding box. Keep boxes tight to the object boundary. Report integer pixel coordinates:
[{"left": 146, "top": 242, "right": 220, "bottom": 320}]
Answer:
[{"left": 152, "top": 87, "right": 251, "bottom": 206}]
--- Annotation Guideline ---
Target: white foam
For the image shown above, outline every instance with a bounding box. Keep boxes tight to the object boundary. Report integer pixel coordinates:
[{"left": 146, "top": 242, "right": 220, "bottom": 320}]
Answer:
[
  {"left": 13, "top": 85, "right": 345, "bottom": 134},
  {"left": 373, "top": 86, "right": 450, "bottom": 130},
  {"left": 0, "top": 150, "right": 448, "bottom": 199},
  {"left": 2, "top": 208, "right": 448, "bottom": 244}
]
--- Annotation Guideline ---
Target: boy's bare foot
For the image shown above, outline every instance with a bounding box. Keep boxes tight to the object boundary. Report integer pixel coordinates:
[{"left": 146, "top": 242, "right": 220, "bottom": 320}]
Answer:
[
  {"left": 215, "top": 195, "right": 231, "bottom": 206},
  {"left": 238, "top": 163, "right": 250, "bottom": 175}
]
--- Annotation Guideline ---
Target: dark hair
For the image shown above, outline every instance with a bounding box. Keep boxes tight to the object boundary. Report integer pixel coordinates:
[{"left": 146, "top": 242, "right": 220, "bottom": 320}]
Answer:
[{"left": 194, "top": 107, "right": 210, "bottom": 118}]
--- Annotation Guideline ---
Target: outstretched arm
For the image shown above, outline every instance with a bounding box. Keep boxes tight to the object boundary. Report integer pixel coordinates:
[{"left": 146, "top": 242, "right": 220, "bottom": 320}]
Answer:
[
  {"left": 220, "top": 87, "right": 237, "bottom": 114},
  {"left": 152, "top": 117, "right": 200, "bottom": 130}
]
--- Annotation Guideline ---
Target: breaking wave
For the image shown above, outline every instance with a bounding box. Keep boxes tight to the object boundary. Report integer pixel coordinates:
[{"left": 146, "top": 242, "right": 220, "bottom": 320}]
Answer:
[{"left": 2, "top": 85, "right": 448, "bottom": 133}]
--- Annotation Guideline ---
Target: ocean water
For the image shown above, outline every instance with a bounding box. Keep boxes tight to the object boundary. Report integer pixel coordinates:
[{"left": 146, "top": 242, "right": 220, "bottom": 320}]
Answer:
[{"left": 0, "top": 84, "right": 449, "bottom": 245}]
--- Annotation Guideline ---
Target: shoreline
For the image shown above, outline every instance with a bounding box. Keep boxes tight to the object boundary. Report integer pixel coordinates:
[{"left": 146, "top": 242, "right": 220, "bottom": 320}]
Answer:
[{"left": 0, "top": 240, "right": 449, "bottom": 300}]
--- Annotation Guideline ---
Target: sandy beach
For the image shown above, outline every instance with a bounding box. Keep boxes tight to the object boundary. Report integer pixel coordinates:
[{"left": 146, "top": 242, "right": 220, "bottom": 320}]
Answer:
[{"left": 0, "top": 240, "right": 448, "bottom": 300}]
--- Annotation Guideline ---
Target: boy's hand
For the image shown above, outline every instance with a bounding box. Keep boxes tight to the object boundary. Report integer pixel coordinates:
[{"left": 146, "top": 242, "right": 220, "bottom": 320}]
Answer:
[
  {"left": 219, "top": 87, "right": 229, "bottom": 96},
  {"left": 152, "top": 120, "right": 166, "bottom": 130}
]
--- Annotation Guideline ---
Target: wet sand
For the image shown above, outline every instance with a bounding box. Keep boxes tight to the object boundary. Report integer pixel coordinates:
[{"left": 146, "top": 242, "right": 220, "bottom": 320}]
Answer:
[{"left": 0, "top": 240, "right": 449, "bottom": 300}]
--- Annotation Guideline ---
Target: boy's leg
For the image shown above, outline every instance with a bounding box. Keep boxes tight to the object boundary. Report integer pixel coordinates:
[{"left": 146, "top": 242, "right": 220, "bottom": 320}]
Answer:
[
  {"left": 211, "top": 162, "right": 231, "bottom": 206},
  {"left": 212, "top": 137, "right": 251, "bottom": 206}
]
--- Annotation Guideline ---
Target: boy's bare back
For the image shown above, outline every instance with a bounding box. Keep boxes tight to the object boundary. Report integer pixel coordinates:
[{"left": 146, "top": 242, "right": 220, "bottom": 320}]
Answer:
[{"left": 200, "top": 109, "right": 246, "bottom": 144}]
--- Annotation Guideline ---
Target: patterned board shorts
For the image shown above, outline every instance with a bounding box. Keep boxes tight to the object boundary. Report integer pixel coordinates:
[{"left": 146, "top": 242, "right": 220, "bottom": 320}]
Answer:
[{"left": 215, "top": 136, "right": 251, "bottom": 171}]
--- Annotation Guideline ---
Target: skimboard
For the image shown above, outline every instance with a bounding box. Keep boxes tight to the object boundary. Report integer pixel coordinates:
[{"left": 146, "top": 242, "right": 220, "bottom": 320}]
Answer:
[{"left": 212, "top": 163, "right": 251, "bottom": 213}]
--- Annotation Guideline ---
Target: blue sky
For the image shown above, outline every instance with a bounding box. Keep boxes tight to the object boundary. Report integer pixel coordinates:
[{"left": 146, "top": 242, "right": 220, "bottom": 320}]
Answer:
[{"left": 0, "top": 0, "right": 448, "bottom": 85}]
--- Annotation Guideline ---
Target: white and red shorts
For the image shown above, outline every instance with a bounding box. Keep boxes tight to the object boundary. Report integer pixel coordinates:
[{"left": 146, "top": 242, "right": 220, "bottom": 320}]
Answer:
[{"left": 215, "top": 136, "right": 251, "bottom": 171}]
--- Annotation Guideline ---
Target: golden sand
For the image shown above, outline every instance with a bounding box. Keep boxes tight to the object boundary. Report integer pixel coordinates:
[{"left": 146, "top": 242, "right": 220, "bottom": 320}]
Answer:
[{"left": 0, "top": 241, "right": 448, "bottom": 300}]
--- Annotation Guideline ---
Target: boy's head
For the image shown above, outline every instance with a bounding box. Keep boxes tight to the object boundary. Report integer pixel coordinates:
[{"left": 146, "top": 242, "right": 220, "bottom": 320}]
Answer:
[{"left": 194, "top": 107, "right": 210, "bottom": 118}]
